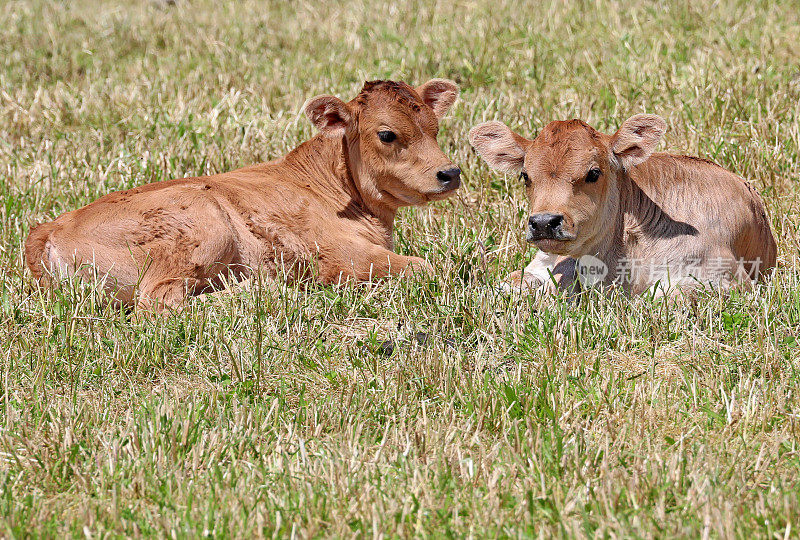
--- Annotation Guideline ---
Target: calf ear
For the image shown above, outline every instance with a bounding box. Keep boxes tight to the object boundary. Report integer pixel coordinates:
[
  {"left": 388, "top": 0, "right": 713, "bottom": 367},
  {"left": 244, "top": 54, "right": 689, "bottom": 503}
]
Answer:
[
  {"left": 611, "top": 114, "right": 666, "bottom": 168},
  {"left": 416, "top": 79, "right": 459, "bottom": 119},
  {"left": 468, "top": 121, "right": 530, "bottom": 174},
  {"left": 304, "top": 95, "right": 352, "bottom": 136}
]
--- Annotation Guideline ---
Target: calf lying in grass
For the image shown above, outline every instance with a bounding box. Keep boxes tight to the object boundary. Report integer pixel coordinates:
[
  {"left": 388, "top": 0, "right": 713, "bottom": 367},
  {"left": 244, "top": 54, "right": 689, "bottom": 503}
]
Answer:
[
  {"left": 469, "top": 114, "right": 776, "bottom": 296},
  {"left": 26, "top": 79, "right": 461, "bottom": 310}
]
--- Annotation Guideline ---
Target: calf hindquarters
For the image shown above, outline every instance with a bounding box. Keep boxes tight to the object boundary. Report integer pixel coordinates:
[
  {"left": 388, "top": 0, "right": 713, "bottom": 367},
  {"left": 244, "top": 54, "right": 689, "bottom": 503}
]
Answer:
[
  {"left": 25, "top": 221, "right": 58, "bottom": 281},
  {"left": 26, "top": 186, "right": 244, "bottom": 309}
]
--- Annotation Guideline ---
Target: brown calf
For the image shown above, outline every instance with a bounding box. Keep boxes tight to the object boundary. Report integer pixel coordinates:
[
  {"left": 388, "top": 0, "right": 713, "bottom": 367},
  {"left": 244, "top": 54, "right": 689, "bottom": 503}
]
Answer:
[
  {"left": 26, "top": 79, "right": 461, "bottom": 310},
  {"left": 470, "top": 114, "right": 776, "bottom": 295}
]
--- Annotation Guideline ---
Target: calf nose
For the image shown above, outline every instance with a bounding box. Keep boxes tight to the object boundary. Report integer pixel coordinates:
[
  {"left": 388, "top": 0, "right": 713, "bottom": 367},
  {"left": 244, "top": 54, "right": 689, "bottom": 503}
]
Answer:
[
  {"left": 528, "top": 213, "right": 564, "bottom": 240},
  {"left": 436, "top": 167, "right": 461, "bottom": 190}
]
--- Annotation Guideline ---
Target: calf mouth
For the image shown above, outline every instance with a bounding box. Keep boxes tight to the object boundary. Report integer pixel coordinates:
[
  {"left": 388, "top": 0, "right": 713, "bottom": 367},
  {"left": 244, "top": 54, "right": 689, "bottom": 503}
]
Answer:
[
  {"left": 526, "top": 229, "right": 576, "bottom": 242},
  {"left": 527, "top": 228, "right": 577, "bottom": 254},
  {"left": 531, "top": 238, "right": 573, "bottom": 254},
  {"left": 427, "top": 183, "right": 460, "bottom": 200}
]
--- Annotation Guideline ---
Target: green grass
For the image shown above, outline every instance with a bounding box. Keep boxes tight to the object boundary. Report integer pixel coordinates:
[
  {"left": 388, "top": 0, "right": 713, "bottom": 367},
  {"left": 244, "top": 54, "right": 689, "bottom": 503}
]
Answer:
[{"left": 2, "top": 0, "right": 800, "bottom": 536}]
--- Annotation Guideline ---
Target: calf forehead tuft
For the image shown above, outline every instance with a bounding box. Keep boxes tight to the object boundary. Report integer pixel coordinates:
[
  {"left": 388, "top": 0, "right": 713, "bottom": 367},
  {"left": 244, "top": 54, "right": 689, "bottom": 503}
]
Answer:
[
  {"left": 354, "top": 80, "right": 423, "bottom": 112},
  {"left": 540, "top": 119, "right": 599, "bottom": 142},
  {"left": 535, "top": 120, "right": 603, "bottom": 155},
  {"left": 530, "top": 120, "right": 605, "bottom": 174}
]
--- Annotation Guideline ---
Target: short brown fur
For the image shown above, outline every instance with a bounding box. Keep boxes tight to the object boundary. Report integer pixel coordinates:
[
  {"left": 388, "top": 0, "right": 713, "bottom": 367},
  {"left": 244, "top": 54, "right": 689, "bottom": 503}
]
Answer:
[
  {"left": 470, "top": 115, "right": 777, "bottom": 294},
  {"left": 26, "top": 79, "right": 461, "bottom": 310}
]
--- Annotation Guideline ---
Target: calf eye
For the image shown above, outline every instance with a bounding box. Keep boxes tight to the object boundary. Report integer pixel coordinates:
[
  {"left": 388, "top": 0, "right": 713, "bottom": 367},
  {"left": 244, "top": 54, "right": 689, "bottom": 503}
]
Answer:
[
  {"left": 586, "top": 168, "right": 601, "bottom": 183},
  {"left": 520, "top": 171, "right": 531, "bottom": 187},
  {"left": 378, "top": 130, "right": 397, "bottom": 143}
]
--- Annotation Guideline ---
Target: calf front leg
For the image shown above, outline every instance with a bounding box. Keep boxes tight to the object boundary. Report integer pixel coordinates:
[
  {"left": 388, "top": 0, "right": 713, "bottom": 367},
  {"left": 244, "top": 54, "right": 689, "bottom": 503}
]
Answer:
[
  {"left": 357, "top": 249, "right": 433, "bottom": 281},
  {"left": 321, "top": 243, "right": 433, "bottom": 284},
  {"left": 501, "top": 251, "right": 576, "bottom": 294}
]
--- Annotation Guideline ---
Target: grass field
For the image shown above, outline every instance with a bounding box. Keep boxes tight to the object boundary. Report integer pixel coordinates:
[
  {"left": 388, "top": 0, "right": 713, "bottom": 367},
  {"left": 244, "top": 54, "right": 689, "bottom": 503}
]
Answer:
[{"left": 2, "top": 0, "right": 800, "bottom": 537}]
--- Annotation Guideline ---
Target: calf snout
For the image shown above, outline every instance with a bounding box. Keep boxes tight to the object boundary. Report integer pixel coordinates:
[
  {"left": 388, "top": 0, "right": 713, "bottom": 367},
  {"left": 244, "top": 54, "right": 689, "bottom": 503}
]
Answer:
[
  {"left": 527, "top": 213, "right": 565, "bottom": 241},
  {"left": 436, "top": 167, "right": 461, "bottom": 191}
]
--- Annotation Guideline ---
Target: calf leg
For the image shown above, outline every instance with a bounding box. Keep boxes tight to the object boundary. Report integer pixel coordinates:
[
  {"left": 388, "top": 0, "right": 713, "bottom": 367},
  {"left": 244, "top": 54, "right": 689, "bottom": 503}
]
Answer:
[
  {"left": 353, "top": 249, "right": 433, "bottom": 282},
  {"left": 137, "top": 276, "right": 202, "bottom": 311},
  {"left": 135, "top": 251, "right": 247, "bottom": 312},
  {"left": 317, "top": 242, "right": 433, "bottom": 285},
  {"left": 501, "top": 251, "right": 576, "bottom": 294}
]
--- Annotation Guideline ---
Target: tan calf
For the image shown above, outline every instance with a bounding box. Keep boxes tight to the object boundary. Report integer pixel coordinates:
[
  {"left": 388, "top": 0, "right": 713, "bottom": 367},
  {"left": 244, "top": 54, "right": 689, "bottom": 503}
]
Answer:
[
  {"left": 469, "top": 115, "right": 776, "bottom": 295},
  {"left": 26, "top": 79, "right": 461, "bottom": 310}
]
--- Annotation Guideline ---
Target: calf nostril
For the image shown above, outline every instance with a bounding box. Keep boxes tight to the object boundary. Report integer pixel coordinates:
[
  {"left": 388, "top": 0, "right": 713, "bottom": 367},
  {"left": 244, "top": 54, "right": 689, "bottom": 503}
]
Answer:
[
  {"left": 437, "top": 167, "right": 461, "bottom": 184},
  {"left": 530, "top": 213, "right": 565, "bottom": 231}
]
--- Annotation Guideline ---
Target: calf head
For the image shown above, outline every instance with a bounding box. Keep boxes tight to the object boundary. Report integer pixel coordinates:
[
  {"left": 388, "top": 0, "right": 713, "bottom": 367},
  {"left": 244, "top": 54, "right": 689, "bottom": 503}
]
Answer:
[
  {"left": 304, "top": 79, "right": 460, "bottom": 208},
  {"left": 469, "top": 115, "right": 666, "bottom": 257}
]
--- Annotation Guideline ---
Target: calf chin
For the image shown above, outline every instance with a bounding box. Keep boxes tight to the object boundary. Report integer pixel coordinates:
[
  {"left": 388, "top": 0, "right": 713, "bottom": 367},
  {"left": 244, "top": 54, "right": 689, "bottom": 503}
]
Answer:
[{"left": 531, "top": 239, "right": 575, "bottom": 256}]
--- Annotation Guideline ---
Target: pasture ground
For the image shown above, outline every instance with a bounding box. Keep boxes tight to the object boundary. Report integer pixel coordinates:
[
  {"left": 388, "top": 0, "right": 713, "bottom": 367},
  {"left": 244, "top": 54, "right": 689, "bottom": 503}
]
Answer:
[{"left": 2, "top": 0, "right": 800, "bottom": 537}]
